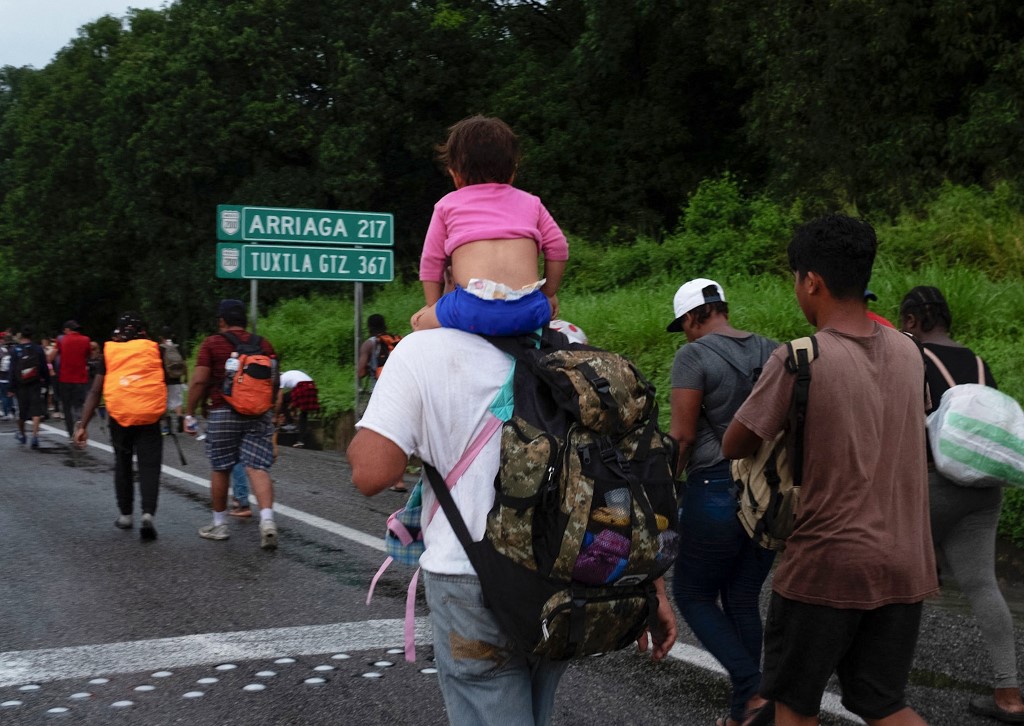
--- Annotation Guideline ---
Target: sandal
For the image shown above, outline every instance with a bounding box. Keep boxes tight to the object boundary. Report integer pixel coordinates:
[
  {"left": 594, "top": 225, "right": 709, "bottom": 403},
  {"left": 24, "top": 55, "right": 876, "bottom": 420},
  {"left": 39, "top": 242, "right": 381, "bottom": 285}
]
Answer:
[
  {"left": 715, "top": 701, "right": 774, "bottom": 726},
  {"left": 970, "top": 695, "right": 1024, "bottom": 724},
  {"left": 389, "top": 484, "right": 408, "bottom": 493},
  {"left": 228, "top": 506, "right": 252, "bottom": 518},
  {"left": 741, "top": 701, "right": 774, "bottom": 726}
]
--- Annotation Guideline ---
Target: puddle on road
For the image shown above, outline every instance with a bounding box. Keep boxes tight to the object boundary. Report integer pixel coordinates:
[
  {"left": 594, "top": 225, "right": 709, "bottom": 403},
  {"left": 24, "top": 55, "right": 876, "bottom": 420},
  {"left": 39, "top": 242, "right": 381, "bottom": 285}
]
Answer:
[
  {"left": 62, "top": 454, "right": 111, "bottom": 475},
  {"left": 909, "top": 668, "right": 988, "bottom": 693}
]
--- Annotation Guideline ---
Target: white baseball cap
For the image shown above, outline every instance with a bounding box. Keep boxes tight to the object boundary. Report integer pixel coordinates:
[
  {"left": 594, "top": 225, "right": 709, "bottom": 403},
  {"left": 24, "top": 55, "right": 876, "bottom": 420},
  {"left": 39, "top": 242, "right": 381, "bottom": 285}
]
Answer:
[
  {"left": 667, "top": 278, "right": 726, "bottom": 332},
  {"left": 549, "top": 318, "right": 588, "bottom": 345}
]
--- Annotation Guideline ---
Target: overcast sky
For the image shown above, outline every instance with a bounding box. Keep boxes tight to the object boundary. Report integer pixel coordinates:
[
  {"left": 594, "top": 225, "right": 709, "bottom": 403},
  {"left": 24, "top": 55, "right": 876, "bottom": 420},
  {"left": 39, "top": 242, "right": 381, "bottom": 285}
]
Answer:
[{"left": 0, "top": 0, "right": 169, "bottom": 69}]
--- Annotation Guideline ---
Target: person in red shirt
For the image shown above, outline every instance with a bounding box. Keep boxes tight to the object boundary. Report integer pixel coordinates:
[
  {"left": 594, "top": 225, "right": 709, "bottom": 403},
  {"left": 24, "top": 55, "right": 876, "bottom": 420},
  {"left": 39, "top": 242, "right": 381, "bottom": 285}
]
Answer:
[
  {"left": 56, "top": 320, "right": 92, "bottom": 440},
  {"left": 185, "top": 300, "right": 281, "bottom": 550},
  {"left": 865, "top": 289, "right": 895, "bottom": 328}
]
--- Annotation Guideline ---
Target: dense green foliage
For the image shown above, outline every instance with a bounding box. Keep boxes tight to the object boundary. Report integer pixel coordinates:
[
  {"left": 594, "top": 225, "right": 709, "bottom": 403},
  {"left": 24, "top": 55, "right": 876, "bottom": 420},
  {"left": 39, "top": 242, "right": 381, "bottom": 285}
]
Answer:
[{"left": 3, "top": 1, "right": 1024, "bottom": 334}]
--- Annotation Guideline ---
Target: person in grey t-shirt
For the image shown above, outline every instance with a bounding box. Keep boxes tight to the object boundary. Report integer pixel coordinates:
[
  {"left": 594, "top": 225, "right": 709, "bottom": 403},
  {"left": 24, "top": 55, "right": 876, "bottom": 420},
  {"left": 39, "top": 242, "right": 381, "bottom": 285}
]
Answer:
[{"left": 666, "top": 278, "right": 778, "bottom": 726}]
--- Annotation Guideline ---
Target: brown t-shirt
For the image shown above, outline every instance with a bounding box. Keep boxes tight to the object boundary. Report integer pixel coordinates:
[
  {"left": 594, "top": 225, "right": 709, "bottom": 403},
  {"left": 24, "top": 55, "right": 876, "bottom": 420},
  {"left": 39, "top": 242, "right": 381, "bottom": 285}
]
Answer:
[{"left": 734, "top": 325, "right": 939, "bottom": 608}]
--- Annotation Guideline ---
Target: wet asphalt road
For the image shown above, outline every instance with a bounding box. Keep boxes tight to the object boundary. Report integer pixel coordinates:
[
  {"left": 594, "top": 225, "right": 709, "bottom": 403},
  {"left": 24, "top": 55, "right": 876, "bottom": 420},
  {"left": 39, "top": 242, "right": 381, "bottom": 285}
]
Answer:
[{"left": 0, "top": 417, "right": 1019, "bottom": 725}]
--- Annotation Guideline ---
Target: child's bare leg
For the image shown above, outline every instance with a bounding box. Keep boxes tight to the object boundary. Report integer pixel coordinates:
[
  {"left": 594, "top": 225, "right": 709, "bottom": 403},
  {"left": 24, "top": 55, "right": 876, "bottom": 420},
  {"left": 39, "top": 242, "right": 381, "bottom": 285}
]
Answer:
[{"left": 411, "top": 304, "right": 442, "bottom": 331}]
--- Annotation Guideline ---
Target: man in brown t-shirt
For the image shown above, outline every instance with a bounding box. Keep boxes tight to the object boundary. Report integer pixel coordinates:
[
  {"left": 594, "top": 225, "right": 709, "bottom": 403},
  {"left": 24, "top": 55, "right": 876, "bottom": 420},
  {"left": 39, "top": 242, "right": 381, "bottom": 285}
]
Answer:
[{"left": 723, "top": 215, "right": 938, "bottom": 726}]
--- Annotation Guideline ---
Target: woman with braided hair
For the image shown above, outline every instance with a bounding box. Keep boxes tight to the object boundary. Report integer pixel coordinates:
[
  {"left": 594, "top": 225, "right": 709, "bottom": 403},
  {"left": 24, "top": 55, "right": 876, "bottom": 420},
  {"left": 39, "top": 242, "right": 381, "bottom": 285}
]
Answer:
[{"left": 899, "top": 286, "right": 1024, "bottom": 724}]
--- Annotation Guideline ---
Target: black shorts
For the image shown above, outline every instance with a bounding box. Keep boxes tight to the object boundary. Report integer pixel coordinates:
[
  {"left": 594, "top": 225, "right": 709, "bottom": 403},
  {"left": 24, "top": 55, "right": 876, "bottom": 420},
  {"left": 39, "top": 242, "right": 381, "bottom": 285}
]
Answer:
[
  {"left": 15, "top": 384, "right": 46, "bottom": 421},
  {"left": 761, "top": 592, "right": 923, "bottom": 720}
]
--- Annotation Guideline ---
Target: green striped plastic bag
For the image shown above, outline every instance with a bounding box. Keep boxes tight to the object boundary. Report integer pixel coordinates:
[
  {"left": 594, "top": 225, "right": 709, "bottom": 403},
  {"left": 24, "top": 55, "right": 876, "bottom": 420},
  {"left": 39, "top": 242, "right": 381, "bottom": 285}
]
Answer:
[{"left": 927, "top": 383, "right": 1024, "bottom": 488}]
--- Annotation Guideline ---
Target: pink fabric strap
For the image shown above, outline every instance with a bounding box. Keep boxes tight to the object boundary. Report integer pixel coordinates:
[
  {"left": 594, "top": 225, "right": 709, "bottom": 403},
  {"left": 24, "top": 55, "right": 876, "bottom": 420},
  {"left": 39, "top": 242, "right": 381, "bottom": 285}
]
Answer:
[
  {"left": 427, "top": 414, "right": 502, "bottom": 522},
  {"left": 404, "top": 568, "right": 421, "bottom": 661},
  {"left": 372, "top": 414, "right": 504, "bottom": 662},
  {"left": 387, "top": 510, "right": 416, "bottom": 546},
  {"left": 366, "top": 556, "right": 394, "bottom": 606}
]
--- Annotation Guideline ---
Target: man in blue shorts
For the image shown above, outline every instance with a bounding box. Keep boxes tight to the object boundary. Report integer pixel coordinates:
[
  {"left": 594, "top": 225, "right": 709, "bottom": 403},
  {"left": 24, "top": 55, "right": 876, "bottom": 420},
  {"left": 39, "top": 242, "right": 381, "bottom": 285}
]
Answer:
[
  {"left": 723, "top": 215, "right": 938, "bottom": 726},
  {"left": 185, "top": 299, "right": 281, "bottom": 550}
]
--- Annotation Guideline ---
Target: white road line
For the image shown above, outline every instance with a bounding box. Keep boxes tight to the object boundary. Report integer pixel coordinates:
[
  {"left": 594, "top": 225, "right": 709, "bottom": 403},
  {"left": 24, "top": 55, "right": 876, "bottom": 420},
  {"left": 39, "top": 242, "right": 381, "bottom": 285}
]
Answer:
[
  {"left": 0, "top": 619, "right": 431, "bottom": 688},
  {"left": 45, "top": 423, "right": 860, "bottom": 722}
]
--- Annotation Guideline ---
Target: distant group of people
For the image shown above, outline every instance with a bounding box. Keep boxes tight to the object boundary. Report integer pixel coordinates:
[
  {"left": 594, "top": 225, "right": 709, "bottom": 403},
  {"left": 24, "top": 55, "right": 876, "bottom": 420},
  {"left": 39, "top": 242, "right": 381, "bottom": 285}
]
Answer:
[
  {"left": 349, "top": 114, "right": 1023, "bottom": 726},
  {"left": 0, "top": 301, "right": 307, "bottom": 552}
]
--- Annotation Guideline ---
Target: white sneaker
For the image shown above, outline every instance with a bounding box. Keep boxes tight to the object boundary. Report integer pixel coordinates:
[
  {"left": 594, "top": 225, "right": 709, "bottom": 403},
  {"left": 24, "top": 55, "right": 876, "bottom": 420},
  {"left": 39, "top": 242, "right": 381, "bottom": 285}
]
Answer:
[
  {"left": 259, "top": 520, "right": 278, "bottom": 550},
  {"left": 198, "top": 523, "right": 229, "bottom": 541},
  {"left": 114, "top": 514, "right": 133, "bottom": 529}
]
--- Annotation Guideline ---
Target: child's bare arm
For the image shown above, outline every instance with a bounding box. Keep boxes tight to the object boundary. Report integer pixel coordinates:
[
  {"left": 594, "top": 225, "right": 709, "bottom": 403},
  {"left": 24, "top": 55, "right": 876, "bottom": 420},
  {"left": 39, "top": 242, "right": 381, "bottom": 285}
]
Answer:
[
  {"left": 422, "top": 280, "right": 444, "bottom": 306},
  {"left": 540, "top": 259, "right": 566, "bottom": 299}
]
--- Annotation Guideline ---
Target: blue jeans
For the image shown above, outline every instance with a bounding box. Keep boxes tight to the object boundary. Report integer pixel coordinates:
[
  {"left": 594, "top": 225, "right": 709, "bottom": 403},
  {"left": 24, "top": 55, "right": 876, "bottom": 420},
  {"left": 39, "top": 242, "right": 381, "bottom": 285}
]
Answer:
[
  {"left": 423, "top": 571, "right": 569, "bottom": 726},
  {"left": 672, "top": 461, "right": 775, "bottom": 721},
  {"left": 0, "top": 380, "right": 13, "bottom": 416},
  {"left": 231, "top": 463, "right": 250, "bottom": 504}
]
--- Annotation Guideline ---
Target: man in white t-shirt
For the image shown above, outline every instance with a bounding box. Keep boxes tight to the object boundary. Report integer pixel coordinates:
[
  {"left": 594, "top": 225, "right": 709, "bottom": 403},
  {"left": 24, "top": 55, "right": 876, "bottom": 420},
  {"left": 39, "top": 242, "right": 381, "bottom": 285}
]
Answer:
[{"left": 348, "top": 328, "right": 677, "bottom": 725}]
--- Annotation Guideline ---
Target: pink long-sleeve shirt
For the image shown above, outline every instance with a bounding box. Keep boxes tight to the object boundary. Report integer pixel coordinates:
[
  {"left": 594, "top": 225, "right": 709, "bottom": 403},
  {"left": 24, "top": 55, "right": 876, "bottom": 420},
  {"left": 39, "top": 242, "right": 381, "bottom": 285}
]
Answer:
[{"left": 418, "top": 183, "right": 568, "bottom": 283}]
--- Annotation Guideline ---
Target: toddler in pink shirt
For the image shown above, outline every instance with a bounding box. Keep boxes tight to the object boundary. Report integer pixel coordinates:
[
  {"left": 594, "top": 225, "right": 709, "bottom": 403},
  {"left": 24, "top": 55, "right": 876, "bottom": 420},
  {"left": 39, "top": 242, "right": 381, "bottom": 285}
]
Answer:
[{"left": 411, "top": 116, "right": 568, "bottom": 337}]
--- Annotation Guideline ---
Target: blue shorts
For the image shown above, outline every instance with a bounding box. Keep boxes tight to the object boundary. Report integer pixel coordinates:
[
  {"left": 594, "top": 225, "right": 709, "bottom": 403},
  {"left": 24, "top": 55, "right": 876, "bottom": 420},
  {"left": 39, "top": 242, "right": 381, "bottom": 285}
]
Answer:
[
  {"left": 205, "top": 407, "right": 275, "bottom": 472},
  {"left": 434, "top": 286, "right": 551, "bottom": 336}
]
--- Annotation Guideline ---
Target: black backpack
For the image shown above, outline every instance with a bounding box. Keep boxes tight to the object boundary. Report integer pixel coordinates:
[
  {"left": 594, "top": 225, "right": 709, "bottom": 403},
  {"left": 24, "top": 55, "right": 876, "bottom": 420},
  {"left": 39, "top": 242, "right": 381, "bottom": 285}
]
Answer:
[
  {"left": 12, "top": 344, "right": 42, "bottom": 384},
  {"left": 425, "top": 328, "right": 680, "bottom": 660}
]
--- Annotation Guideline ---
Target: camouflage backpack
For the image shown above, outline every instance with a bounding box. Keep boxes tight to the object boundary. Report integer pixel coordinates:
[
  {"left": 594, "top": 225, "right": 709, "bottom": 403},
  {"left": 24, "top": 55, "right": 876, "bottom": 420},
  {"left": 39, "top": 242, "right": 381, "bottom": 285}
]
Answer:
[{"left": 425, "top": 328, "right": 680, "bottom": 660}]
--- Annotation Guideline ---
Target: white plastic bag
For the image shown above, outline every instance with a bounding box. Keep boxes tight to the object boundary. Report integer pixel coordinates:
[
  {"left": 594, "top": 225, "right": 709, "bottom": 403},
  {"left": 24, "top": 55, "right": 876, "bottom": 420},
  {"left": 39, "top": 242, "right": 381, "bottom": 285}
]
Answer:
[{"left": 927, "top": 383, "right": 1024, "bottom": 488}]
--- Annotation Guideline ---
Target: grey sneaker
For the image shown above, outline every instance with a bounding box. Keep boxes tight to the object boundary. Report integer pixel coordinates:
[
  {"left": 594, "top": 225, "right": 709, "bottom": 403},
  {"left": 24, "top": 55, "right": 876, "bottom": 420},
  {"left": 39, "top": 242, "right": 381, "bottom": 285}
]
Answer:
[
  {"left": 259, "top": 520, "right": 278, "bottom": 550},
  {"left": 114, "top": 514, "right": 133, "bottom": 529},
  {"left": 140, "top": 514, "right": 157, "bottom": 541},
  {"left": 198, "top": 523, "right": 229, "bottom": 541}
]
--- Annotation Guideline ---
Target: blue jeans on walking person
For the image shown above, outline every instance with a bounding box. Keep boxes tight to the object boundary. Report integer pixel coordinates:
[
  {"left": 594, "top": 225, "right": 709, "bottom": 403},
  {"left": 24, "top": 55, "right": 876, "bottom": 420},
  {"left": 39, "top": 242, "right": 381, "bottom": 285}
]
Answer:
[
  {"left": 231, "top": 462, "right": 249, "bottom": 505},
  {"left": 672, "top": 460, "right": 775, "bottom": 722},
  {"left": 423, "top": 571, "right": 569, "bottom": 726},
  {"left": 0, "top": 380, "right": 13, "bottom": 417}
]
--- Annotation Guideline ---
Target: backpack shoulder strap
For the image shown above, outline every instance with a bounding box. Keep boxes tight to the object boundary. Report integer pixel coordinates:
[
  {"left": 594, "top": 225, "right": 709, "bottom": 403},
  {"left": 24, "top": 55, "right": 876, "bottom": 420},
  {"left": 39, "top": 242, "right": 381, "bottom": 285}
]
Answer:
[
  {"left": 689, "top": 337, "right": 752, "bottom": 380},
  {"left": 784, "top": 336, "right": 818, "bottom": 486},
  {"left": 920, "top": 346, "right": 957, "bottom": 389},
  {"left": 221, "top": 331, "right": 262, "bottom": 354}
]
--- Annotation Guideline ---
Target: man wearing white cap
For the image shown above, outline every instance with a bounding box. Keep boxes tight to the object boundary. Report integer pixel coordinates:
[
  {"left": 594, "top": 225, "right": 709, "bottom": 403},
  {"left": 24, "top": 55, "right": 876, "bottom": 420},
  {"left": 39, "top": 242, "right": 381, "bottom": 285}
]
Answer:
[{"left": 666, "top": 277, "right": 779, "bottom": 726}]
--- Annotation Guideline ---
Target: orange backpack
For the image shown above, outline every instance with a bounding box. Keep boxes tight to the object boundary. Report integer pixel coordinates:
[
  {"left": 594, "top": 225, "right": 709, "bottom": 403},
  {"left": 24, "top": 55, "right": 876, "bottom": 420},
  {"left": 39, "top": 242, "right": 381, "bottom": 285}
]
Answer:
[
  {"left": 373, "top": 333, "right": 402, "bottom": 379},
  {"left": 103, "top": 339, "right": 167, "bottom": 426},
  {"left": 221, "top": 332, "right": 276, "bottom": 416}
]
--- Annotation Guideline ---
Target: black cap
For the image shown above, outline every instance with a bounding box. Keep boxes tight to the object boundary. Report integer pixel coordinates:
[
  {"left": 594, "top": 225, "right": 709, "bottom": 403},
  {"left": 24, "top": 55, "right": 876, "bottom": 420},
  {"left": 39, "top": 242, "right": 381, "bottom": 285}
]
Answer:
[
  {"left": 217, "top": 299, "right": 245, "bottom": 319},
  {"left": 63, "top": 320, "right": 81, "bottom": 331}
]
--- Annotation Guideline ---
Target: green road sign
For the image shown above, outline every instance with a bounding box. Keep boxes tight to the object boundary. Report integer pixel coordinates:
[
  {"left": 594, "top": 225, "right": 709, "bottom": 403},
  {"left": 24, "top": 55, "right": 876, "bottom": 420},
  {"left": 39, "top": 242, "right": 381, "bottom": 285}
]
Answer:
[
  {"left": 216, "top": 243, "right": 394, "bottom": 282},
  {"left": 217, "top": 204, "right": 393, "bottom": 246}
]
